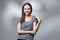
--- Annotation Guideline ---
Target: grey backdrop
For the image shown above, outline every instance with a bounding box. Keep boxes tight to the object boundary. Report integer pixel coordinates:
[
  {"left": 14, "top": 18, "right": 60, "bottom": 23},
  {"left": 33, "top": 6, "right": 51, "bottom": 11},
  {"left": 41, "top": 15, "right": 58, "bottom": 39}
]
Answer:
[{"left": 0, "top": 0, "right": 60, "bottom": 40}]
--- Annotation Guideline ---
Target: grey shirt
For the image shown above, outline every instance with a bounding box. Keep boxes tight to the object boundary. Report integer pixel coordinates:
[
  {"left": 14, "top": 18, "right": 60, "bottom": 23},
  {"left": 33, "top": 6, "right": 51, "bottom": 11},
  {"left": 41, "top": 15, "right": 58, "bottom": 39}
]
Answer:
[{"left": 17, "top": 15, "right": 38, "bottom": 39}]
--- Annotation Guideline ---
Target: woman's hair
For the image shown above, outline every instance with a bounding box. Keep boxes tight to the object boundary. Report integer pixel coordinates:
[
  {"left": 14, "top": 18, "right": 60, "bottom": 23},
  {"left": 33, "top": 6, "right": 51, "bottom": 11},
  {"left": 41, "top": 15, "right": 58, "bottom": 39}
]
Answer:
[{"left": 19, "top": 3, "right": 32, "bottom": 25}]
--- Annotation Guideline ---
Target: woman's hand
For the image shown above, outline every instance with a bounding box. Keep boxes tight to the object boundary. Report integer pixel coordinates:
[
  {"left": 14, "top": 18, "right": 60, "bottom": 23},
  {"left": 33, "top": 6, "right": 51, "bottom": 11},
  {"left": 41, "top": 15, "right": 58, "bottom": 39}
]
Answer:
[{"left": 35, "top": 16, "right": 40, "bottom": 23}]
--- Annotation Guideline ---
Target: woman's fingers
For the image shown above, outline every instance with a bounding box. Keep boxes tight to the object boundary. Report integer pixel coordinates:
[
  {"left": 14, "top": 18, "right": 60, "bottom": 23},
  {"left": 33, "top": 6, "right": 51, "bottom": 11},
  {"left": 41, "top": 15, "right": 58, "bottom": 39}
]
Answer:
[{"left": 35, "top": 16, "right": 40, "bottom": 22}]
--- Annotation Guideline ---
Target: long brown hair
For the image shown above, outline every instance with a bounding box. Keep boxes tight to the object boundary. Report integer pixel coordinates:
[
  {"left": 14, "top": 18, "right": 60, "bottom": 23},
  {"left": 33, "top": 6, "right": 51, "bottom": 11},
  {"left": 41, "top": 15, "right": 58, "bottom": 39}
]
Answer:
[{"left": 19, "top": 3, "right": 32, "bottom": 25}]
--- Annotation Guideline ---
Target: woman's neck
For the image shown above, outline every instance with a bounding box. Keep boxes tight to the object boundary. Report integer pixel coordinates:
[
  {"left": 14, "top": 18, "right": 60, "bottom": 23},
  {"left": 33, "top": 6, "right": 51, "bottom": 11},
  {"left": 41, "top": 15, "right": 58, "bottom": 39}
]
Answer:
[{"left": 25, "top": 15, "right": 31, "bottom": 18}]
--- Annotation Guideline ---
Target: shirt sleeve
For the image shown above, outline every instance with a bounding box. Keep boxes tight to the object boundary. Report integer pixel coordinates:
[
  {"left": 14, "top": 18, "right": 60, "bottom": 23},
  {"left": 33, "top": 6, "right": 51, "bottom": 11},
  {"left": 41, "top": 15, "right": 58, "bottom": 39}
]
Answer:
[{"left": 34, "top": 17, "right": 38, "bottom": 23}]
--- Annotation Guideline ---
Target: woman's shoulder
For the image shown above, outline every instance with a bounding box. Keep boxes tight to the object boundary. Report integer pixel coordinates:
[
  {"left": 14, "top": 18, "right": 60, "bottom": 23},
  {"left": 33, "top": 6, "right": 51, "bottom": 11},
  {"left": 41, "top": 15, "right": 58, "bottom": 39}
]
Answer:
[
  {"left": 31, "top": 15, "right": 37, "bottom": 22},
  {"left": 32, "top": 15, "right": 36, "bottom": 18}
]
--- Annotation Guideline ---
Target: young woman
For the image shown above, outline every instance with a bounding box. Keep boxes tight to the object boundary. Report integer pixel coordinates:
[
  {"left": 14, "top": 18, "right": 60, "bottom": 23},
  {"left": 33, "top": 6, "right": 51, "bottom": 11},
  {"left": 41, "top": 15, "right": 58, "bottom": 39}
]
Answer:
[{"left": 17, "top": 3, "right": 41, "bottom": 40}]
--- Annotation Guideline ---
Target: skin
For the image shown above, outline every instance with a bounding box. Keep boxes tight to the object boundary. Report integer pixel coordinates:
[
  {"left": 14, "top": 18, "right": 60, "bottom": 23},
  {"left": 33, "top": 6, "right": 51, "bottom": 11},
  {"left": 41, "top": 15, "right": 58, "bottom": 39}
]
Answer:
[{"left": 17, "top": 5, "right": 41, "bottom": 34}]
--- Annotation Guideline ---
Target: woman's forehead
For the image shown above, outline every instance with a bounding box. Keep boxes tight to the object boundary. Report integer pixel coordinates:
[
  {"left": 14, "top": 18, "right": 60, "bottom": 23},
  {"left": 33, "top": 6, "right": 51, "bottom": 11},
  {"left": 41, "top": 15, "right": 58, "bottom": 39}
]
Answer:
[{"left": 24, "top": 5, "right": 30, "bottom": 8}]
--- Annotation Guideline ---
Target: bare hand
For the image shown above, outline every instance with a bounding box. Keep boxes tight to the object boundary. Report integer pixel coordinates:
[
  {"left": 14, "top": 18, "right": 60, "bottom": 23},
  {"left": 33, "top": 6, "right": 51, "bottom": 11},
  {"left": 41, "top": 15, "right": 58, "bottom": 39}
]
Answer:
[{"left": 35, "top": 16, "right": 40, "bottom": 22}]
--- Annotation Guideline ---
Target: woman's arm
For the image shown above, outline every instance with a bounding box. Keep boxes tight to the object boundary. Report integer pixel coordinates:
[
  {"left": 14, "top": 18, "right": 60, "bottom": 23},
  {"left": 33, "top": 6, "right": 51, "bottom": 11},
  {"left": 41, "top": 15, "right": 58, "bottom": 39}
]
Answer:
[
  {"left": 32, "top": 16, "right": 41, "bottom": 34},
  {"left": 17, "top": 22, "right": 31, "bottom": 34}
]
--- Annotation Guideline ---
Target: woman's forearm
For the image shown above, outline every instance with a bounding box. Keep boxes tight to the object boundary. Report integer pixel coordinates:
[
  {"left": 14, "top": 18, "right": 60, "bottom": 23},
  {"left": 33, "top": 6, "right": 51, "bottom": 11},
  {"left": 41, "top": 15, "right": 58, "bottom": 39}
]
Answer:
[
  {"left": 36, "top": 22, "right": 40, "bottom": 31},
  {"left": 33, "top": 22, "right": 40, "bottom": 33},
  {"left": 17, "top": 30, "right": 32, "bottom": 34},
  {"left": 17, "top": 29, "right": 38, "bottom": 34}
]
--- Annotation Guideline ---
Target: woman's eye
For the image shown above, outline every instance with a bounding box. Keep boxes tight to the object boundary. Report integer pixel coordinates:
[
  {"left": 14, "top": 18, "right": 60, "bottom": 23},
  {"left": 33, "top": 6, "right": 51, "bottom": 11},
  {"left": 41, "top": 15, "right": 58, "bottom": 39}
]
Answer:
[
  {"left": 24, "top": 8, "right": 27, "bottom": 10},
  {"left": 24, "top": 8, "right": 30, "bottom": 10}
]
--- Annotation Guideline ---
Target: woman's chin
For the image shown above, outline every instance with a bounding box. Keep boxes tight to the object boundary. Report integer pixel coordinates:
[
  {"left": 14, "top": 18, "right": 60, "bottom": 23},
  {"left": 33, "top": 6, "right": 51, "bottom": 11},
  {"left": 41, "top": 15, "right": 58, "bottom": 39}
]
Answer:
[{"left": 25, "top": 14, "right": 30, "bottom": 16}]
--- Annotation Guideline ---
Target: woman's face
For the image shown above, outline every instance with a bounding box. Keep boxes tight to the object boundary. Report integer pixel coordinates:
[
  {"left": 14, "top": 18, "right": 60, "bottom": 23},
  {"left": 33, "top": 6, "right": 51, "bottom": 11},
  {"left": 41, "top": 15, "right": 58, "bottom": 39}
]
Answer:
[{"left": 24, "top": 5, "right": 31, "bottom": 16}]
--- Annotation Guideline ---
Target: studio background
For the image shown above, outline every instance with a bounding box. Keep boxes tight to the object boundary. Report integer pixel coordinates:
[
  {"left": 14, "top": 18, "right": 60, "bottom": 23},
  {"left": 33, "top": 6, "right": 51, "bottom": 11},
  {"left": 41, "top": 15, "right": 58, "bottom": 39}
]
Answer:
[{"left": 0, "top": 0, "right": 60, "bottom": 40}]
